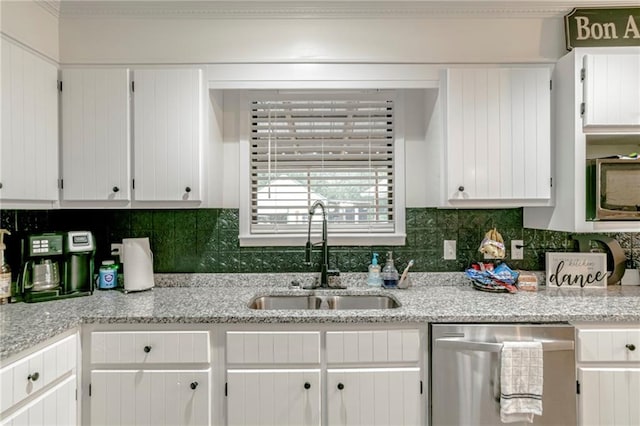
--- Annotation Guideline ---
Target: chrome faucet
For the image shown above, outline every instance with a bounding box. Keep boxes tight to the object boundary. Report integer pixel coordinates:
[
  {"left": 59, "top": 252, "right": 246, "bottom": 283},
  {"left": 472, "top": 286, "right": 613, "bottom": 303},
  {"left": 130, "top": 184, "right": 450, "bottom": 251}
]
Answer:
[{"left": 305, "top": 200, "right": 333, "bottom": 288}]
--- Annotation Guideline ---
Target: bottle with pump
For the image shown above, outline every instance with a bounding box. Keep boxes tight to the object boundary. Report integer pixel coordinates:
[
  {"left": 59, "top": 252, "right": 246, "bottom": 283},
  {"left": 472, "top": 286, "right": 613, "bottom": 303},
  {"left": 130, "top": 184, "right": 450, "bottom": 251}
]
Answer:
[
  {"left": 382, "top": 251, "right": 399, "bottom": 288},
  {"left": 367, "top": 253, "right": 383, "bottom": 287},
  {"left": 0, "top": 229, "right": 12, "bottom": 304}
]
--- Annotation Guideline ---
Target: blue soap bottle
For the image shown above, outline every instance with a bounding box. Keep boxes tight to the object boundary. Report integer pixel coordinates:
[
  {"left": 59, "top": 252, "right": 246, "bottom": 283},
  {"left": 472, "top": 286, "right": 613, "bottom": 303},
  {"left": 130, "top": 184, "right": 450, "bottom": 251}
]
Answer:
[{"left": 367, "top": 253, "right": 383, "bottom": 287}]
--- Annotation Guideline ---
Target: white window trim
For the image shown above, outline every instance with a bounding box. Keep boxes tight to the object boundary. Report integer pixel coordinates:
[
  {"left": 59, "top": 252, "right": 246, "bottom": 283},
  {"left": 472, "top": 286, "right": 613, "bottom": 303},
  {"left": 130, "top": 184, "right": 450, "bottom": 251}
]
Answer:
[{"left": 239, "top": 90, "right": 406, "bottom": 247}]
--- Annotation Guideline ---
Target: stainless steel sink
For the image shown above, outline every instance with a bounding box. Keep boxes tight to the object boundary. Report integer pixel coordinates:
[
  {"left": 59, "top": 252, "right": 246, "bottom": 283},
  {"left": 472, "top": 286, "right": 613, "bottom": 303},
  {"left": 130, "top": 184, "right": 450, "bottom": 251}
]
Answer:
[{"left": 248, "top": 294, "right": 400, "bottom": 310}]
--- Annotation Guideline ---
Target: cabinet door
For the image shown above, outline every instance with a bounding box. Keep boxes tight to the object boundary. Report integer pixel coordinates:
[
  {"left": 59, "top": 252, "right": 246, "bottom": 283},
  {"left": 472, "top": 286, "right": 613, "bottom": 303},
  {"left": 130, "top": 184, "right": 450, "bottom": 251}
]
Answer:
[
  {"left": 578, "top": 367, "right": 640, "bottom": 426},
  {"left": 133, "top": 68, "right": 202, "bottom": 202},
  {"left": 226, "top": 369, "right": 320, "bottom": 426},
  {"left": 583, "top": 53, "right": 640, "bottom": 128},
  {"left": 90, "top": 370, "right": 210, "bottom": 426},
  {"left": 444, "top": 68, "right": 551, "bottom": 204},
  {"left": 0, "top": 375, "right": 76, "bottom": 426},
  {"left": 327, "top": 368, "right": 421, "bottom": 426},
  {"left": 61, "top": 68, "right": 130, "bottom": 201},
  {"left": 0, "top": 39, "right": 58, "bottom": 201}
]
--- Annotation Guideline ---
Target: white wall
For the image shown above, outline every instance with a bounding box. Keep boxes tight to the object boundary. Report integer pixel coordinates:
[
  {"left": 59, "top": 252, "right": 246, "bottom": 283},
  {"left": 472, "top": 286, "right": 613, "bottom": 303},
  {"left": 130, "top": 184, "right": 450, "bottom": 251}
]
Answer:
[{"left": 0, "top": 0, "right": 59, "bottom": 61}]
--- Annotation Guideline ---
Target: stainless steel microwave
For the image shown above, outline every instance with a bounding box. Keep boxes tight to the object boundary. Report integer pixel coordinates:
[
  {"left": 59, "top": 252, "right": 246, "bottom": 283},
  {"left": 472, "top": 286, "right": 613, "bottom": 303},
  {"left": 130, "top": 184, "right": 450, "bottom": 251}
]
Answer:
[{"left": 587, "top": 158, "right": 640, "bottom": 220}]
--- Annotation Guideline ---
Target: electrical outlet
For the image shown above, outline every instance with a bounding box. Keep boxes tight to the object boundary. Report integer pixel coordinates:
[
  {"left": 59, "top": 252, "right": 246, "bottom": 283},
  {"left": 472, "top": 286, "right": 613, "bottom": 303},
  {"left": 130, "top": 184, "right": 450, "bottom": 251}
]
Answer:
[
  {"left": 111, "top": 243, "right": 123, "bottom": 256},
  {"left": 444, "top": 240, "right": 456, "bottom": 260},
  {"left": 511, "top": 240, "right": 524, "bottom": 260}
]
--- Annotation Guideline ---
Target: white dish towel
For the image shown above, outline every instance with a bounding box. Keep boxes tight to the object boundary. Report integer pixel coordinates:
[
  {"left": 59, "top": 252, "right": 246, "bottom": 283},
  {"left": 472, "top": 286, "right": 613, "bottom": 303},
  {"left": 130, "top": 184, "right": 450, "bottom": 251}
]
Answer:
[{"left": 500, "top": 341, "right": 543, "bottom": 423}]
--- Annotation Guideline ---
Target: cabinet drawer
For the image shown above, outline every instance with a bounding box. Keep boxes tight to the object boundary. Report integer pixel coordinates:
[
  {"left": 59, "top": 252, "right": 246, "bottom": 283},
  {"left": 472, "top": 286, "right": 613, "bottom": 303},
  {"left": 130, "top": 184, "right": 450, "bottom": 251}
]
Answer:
[
  {"left": 91, "top": 331, "right": 210, "bottom": 364},
  {"left": 0, "top": 334, "right": 77, "bottom": 414},
  {"left": 577, "top": 328, "right": 640, "bottom": 362},
  {"left": 226, "top": 332, "right": 320, "bottom": 365},
  {"left": 326, "top": 329, "right": 420, "bottom": 364}
]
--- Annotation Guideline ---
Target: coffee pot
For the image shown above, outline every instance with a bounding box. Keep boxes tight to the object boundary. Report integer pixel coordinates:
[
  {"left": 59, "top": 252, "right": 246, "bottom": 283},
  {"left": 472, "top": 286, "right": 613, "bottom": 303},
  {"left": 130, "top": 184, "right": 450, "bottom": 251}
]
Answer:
[{"left": 28, "top": 259, "right": 60, "bottom": 291}]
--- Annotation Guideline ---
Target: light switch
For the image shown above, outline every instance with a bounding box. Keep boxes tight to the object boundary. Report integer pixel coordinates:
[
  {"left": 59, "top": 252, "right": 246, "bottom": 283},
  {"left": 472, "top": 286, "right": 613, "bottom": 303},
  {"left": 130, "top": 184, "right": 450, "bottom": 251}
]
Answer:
[{"left": 444, "top": 240, "right": 456, "bottom": 260}]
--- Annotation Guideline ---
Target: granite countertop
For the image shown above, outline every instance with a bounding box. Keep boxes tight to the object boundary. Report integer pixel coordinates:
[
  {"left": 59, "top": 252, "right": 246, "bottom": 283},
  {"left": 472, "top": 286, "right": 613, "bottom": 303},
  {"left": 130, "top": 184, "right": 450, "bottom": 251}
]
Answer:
[{"left": 2, "top": 272, "right": 640, "bottom": 362}]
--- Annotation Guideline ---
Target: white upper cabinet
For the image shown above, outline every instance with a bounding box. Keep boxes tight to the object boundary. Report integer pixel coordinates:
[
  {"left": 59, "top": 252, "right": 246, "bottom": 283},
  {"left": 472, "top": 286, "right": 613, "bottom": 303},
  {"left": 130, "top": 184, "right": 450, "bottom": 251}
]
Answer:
[
  {"left": 582, "top": 53, "right": 640, "bottom": 129},
  {"left": 133, "top": 68, "right": 202, "bottom": 202},
  {"left": 442, "top": 67, "right": 552, "bottom": 207},
  {"left": 0, "top": 39, "right": 58, "bottom": 203},
  {"left": 61, "top": 68, "right": 131, "bottom": 202}
]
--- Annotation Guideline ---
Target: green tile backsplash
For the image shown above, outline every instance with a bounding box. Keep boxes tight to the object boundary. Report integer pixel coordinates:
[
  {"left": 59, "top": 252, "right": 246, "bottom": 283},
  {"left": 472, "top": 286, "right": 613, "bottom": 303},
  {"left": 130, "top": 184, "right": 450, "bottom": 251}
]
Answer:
[{"left": 1, "top": 208, "right": 638, "bottom": 276}]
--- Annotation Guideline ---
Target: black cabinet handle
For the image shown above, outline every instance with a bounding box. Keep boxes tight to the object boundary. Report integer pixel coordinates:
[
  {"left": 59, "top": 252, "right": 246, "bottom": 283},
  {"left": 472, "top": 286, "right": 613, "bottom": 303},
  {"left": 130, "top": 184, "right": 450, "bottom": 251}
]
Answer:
[
  {"left": 113, "top": 186, "right": 120, "bottom": 193},
  {"left": 626, "top": 344, "right": 636, "bottom": 351},
  {"left": 185, "top": 187, "right": 191, "bottom": 193},
  {"left": 190, "top": 382, "right": 198, "bottom": 390},
  {"left": 0, "top": 182, "right": 3, "bottom": 189},
  {"left": 304, "top": 382, "right": 311, "bottom": 390},
  {"left": 458, "top": 186, "right": 465, "bottom": 192},
  {"left": 143, "top": 345, "right": 152, "bottom": 353},
  {"left": 28, "top": 372, "right": 40, "bottom": 382},
  {"left": 337, "top": 383, "right": 344, "bottom": 390}
]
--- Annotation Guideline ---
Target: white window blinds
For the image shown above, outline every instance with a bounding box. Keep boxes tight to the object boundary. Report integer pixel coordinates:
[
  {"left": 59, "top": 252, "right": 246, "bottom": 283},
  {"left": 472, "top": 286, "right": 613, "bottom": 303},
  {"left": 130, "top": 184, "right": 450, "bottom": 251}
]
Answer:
[{"left": 250, "top": 91, "right": 396, "bottom": 235}]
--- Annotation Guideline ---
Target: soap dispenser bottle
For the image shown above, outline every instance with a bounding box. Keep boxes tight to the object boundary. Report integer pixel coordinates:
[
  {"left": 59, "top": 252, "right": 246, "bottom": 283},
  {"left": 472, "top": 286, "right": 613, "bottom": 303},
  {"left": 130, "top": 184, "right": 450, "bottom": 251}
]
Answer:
[
  {"left": 367, "top": 253, "right": 383, "bottom": 287},
  {"left": 0, "top": 229, "right": 11, "bottom": 304},
  {"left": 382, "top": 251, "right": 399, "bottom": 288}
]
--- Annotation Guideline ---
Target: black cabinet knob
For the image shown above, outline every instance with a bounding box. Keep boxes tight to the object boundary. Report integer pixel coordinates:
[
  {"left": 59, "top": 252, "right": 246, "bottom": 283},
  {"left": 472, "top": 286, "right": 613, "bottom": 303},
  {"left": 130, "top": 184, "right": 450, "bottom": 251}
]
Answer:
[
  {"left": 143, "top": 345, "right": 152, "bottom": 353},
  {"left": 28, "top": 372, "right": 40, "bottom": 382},
  {"left": 458, "top": 186, "right": 465, "bottom": 192},
  {"left": 185, "top": 187, "right": 191, "bottom": 193},
  {"left": 626, "top": 344, "right": 636, "bottom": 351},
  {"left": 190, "top": 382, "right": 198, "bottom": 390},
  {"left": 304, "top": 382, "right": 311, "bottom": 390},
  {"left": 337, "top": 383, "right": 344, "bottom": 390},
  {"left": 113, "top": 186, "right": 120, "bottom": 193}
]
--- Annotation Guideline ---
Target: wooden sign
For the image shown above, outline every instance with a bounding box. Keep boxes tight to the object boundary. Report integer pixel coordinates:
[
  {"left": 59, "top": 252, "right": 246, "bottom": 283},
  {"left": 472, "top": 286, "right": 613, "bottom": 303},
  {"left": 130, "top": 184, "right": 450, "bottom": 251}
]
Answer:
[
  {"left": 546, "top": 253, "right": 607, "bottom": 288},
  {"left": 565, "top": 7, "right": 640, "bottom": 50}
]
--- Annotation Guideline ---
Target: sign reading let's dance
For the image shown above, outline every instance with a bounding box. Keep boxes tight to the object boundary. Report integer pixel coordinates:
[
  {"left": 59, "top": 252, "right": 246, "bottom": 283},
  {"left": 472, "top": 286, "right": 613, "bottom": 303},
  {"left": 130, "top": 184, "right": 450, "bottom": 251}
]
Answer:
[{"left": 565, "top": 7, "right": 640, "bottom": 50}]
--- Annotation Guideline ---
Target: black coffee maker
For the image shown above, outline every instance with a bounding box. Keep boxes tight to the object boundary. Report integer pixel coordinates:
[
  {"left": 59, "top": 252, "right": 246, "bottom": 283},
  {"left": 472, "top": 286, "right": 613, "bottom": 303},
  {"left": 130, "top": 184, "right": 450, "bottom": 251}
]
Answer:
[{"left": 20, "top": 231, "right": 95, "bottom": 302}]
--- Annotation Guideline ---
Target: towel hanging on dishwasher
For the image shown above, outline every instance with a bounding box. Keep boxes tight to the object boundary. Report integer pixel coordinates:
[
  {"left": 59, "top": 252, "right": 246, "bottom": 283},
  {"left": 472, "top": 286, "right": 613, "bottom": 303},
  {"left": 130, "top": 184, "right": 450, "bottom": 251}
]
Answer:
[{"left": 500, "top": 341, "right": 543, "bottom": 423}]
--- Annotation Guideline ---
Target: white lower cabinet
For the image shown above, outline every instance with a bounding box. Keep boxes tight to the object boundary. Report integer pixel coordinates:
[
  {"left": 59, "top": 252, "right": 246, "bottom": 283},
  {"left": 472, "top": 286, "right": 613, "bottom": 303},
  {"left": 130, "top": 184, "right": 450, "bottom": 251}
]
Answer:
[
  {"left": 86, "top": 329, "right": 212, "bottom": 426},
  {"left": 227, "top": 369, "right": 320, "bottom": 426},
  {"left": 90, "top": 370, "right": 210, "bottom": 426},
  {"left": 224, "top": 327, "right": 424, "bottom": 426},
  {"left": 327, "top": 368, "right": 421, "bottom": 426},
  {"left": 0, "top": 332, "right": 78, "bottom": 426},
  {"left": 0, "top": 375, "right": 76, "bottom": 426},
  {"left": 576, "top": 324, "right": 640, "bottom": 426}
]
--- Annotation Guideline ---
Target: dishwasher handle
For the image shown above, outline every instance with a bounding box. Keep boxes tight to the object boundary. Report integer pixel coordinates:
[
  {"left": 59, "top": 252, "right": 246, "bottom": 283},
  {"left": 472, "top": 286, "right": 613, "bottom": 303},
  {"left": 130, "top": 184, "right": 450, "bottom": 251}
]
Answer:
[{"left": 435, "top": 337, "right": 574, "bottom": 352}]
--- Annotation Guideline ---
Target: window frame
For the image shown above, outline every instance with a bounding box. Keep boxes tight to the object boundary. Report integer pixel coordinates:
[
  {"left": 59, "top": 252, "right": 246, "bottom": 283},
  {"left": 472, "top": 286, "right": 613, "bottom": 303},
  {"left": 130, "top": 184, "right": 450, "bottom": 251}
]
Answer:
[{"left": 239, "top": 89, "right": 406, "bottom": 247}]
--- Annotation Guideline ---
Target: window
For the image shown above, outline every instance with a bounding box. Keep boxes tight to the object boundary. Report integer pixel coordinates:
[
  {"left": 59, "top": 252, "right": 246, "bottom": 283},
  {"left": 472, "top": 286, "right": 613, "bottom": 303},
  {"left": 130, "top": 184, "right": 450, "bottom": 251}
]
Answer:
[{"left": 239, "top": 90, "right": 406, "bottom": 246}]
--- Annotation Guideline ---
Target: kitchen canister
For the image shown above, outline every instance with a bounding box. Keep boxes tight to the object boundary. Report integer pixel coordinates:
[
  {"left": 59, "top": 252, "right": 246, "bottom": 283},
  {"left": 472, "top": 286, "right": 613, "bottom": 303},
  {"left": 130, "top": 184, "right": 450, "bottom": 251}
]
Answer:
[{"left": 97, "top": 260, "right": 118, "bottom": 290}]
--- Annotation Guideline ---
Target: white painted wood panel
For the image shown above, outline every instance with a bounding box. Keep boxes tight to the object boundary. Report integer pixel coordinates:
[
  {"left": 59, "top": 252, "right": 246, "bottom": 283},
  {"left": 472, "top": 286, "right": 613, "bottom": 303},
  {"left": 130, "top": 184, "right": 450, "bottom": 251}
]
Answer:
[
  {"left": 578, "top": 328, "right": 640, "bottom": 362},
  {"left": 90, "top": 331, "right": 210, "bottom": 364},
  {"left": 0, "top": 375, "right": 76, "bottom": 426},
  {"left": 578, "top": 367, "right": 640, "bottom": 426},
  {"left": 226, "top": 369, "right": 320, "bottom": 426},
  {"left": 0, "top": 334, "right": 76, "bottom": 413},
  {"left": 226, "top": 331, "right": 321, "bottom": 365},
  {"left": 327, "top": 368, "right": 421, "bottom": 426},
  {"left": 61, "top": 68, "right": 130, "bottom": 201},
  {"left": 133, "top": 68, "right": 202, "bottom": 202},
  {"left": 583, "top": 53, "right": 640, "bottom": 128},
  {"left": 0, "top": 39, "right": 58, "bottom": 201},
  {"left": 90, "top": 369, "right": 210, "bottom": 426},
  {"left": 443, "top": 67, "right": 551, "bottom": 205},
  {"left": 326, "top": 329, "right": 420, "bottom": 364}
]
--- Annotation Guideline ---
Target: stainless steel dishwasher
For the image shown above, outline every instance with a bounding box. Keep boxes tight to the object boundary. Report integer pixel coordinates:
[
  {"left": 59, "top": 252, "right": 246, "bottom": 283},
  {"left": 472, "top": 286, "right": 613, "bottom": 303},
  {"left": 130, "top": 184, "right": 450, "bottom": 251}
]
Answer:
[{"left": 431, "top": 324, "right": 576, "bottom": 426}]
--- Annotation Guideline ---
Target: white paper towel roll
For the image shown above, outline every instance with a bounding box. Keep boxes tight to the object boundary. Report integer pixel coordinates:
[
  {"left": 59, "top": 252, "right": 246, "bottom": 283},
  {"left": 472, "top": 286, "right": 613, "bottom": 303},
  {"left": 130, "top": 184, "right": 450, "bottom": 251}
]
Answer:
[{"left": 122, "top": 237, "right": 155, "bottom": 292}]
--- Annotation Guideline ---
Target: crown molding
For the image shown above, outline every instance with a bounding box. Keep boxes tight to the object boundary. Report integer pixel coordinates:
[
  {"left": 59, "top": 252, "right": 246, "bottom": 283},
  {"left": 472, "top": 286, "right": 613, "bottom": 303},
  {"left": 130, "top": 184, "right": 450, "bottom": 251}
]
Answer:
[
  {"left": 57, "top": 1, "right": 639, "bottom": 20},
  {"left": 35, "top": 0, "right": 61, "bottom": 18}
]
